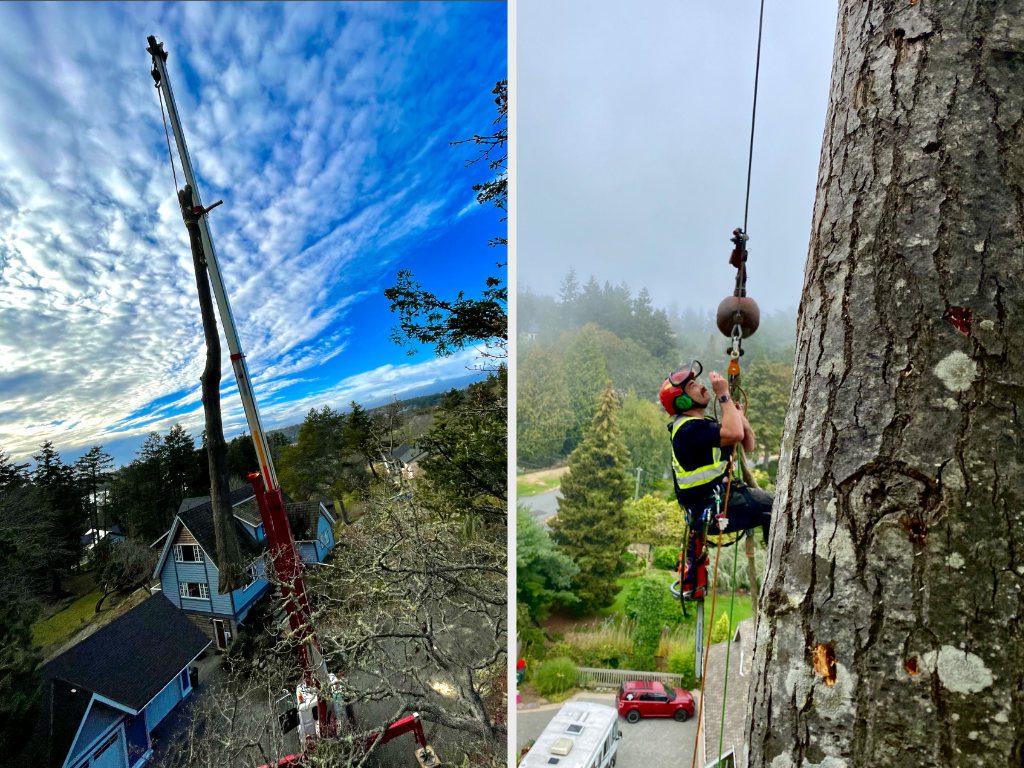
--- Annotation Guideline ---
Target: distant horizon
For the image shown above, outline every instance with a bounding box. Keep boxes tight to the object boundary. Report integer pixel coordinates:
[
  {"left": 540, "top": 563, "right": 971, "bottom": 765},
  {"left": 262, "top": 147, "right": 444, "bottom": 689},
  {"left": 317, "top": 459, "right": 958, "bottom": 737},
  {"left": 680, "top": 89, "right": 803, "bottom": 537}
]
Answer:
[{"left": 10, "top": 367, "right": 490, "bottom": 469}]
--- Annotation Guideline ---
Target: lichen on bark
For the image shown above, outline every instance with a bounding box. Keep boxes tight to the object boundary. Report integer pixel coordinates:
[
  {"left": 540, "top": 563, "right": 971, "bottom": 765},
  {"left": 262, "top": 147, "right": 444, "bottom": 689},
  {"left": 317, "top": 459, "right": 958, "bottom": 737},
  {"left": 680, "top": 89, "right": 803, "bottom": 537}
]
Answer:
[{"left": 746, "top": 2, "right": 1024, "bottom": 766}]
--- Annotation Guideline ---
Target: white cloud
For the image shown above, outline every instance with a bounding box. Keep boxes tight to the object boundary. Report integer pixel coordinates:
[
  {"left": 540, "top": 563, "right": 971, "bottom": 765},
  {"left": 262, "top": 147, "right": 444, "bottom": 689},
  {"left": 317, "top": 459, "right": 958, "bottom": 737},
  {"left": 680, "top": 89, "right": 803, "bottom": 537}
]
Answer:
[{"left": 0, "top": 3, "right": 504, "bottom": 460}]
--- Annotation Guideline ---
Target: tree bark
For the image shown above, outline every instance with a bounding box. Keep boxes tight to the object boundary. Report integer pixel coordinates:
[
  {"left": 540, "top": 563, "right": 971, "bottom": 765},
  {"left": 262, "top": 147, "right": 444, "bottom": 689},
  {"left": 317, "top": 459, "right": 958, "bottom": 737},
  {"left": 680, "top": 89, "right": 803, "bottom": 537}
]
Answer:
[
  {"left": 179, "top": 186, "right": 246, "bottom": 593},
  {"left": 747, "top": 3, "right": 1023, "bottom": 767}
]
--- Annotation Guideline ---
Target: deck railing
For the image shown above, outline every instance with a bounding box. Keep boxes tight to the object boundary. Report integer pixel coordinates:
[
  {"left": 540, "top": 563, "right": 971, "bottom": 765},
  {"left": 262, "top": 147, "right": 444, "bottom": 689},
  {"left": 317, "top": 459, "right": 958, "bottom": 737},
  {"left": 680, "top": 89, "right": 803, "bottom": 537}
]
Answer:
[{"left": 576, "top": 666, "right": 686, "bottom": 689}]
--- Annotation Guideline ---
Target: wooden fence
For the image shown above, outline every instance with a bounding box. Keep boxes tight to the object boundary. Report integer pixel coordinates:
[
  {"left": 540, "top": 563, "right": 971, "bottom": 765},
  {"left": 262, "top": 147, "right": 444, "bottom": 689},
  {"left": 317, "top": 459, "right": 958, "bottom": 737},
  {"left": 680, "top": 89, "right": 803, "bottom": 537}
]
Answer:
[{"left": 576, "top": 666, "right": 686, "bottom": 689}]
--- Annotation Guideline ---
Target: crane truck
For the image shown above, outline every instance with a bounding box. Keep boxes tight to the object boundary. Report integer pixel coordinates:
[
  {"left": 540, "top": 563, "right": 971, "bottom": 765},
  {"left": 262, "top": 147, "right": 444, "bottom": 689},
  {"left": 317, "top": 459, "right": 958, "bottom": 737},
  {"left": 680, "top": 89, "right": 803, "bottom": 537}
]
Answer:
[{"left": 146, "top": 35, "right": 440, "bottom": 768}]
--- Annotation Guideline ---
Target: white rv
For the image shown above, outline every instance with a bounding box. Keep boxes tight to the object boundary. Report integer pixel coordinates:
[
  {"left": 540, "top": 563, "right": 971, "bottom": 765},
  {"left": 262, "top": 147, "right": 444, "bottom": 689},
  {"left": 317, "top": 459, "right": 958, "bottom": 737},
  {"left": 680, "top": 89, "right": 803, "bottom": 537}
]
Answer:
[{"left": 520, "top": 701, "right": 621, "bottom": 768}]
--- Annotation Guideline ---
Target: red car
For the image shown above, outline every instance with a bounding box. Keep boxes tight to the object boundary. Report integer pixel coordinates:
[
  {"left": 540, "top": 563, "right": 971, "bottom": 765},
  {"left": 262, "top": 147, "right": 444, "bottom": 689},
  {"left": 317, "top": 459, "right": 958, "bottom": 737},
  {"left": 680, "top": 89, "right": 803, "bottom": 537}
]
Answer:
[{"left": 616, "top": 680, "right": 695, "bottom": 723}]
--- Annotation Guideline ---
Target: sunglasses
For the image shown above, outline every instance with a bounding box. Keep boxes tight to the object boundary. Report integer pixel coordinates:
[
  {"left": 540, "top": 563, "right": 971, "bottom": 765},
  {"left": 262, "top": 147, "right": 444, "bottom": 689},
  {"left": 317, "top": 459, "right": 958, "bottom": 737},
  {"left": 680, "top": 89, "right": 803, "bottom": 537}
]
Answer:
[{"left": 668, "top": 360, "right": 703, "bottom": 387}]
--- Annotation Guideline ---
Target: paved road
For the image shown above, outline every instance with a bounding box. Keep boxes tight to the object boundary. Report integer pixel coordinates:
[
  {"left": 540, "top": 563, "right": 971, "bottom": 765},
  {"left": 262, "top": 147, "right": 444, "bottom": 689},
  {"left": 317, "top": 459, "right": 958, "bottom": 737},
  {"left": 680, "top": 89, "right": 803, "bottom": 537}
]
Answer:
[
  {"left": 519, "top": 488, "right": 560, "bottom": 526},
  {"left": 517, "top": 693, "right": 697, "bottom": 768}
]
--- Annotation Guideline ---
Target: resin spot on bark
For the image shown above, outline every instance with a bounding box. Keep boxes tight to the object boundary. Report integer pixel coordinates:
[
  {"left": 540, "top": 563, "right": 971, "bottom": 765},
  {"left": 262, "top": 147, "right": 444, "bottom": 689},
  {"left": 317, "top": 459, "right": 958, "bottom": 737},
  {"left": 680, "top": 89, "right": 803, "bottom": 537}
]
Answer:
[
  {"left": 904, "top": 657, "right": 921, "bottom": 676},
  {"left": 813, "top": 643, "right": 838, "bottom": 687},
  {"left": 942, "top": 305, "right": 972, "bottom": 335}
]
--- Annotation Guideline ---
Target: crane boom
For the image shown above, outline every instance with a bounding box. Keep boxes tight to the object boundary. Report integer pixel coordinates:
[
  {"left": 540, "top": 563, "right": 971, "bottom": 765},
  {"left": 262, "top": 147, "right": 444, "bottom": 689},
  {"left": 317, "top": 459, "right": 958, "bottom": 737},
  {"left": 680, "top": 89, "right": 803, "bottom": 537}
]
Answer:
[
  {"left": 146, "top": 34, "right": 335, "bottom": 734},
  {"left": 147, "top": 35, "right": 440, "bottom": 764}
]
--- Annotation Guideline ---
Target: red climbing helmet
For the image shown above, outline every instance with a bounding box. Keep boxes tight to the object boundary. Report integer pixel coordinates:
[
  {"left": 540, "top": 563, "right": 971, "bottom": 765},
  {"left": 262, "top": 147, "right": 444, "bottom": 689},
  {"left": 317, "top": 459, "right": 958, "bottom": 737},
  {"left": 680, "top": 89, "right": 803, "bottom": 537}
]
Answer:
[{"left": 659, "top": 360, "right": 704, "bottom": 415}]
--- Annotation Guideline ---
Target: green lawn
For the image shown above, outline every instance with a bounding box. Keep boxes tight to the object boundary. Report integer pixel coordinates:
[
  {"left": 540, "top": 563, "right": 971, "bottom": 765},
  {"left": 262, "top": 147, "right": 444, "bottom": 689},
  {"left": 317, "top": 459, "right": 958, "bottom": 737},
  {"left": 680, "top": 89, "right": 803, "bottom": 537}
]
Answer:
[
  {"left": 32, "top": 587, "right": 105, "bottom": 650},
  {"left": 516, "top": 468, "right": 567, "bottom": 498}
]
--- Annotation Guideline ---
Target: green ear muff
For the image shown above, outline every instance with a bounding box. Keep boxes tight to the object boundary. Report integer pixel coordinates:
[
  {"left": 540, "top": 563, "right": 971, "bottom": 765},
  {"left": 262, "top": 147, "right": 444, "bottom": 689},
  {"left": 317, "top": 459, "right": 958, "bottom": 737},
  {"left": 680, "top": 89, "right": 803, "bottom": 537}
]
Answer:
[{"left": 675, "top": 394, "right": 694, "bottom": 411}]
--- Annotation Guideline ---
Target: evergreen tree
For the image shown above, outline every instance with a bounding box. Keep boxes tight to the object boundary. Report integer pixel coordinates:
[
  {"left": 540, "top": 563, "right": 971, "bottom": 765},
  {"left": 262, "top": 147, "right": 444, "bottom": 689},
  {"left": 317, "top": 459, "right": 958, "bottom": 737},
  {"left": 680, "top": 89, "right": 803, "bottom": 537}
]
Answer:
[
  {"left": 550, "top": 385, "right": 630, "bottom": 613},
  {"left": 517, "top": 346, "right": 573, "bottom": 468},
  {"left": 416, "top": 371, "right": 507, "bottom": 527},
  {"left": 344, "top": 401, "right": 378, "bottom": 480},
  {"left": 277, "top": 406, "right": 348, "bottom": 501},
  {"left": 558, "top": 266, "right": 580, "bottom": 306},
  {"left": 560, "top": 324, "right": 609, "bottom": 453},
  {"left": 517, "top": 507, "right": 578, "bottom": 621},
  {"left": 618, "top": 391, "right": 670, "bottom": 494},
  {"left": 32, "top": 441, "right": 85, "bottom": 593},
  {"left": 0, "top": 450, "right": 29, "bottom": 493},
  {"left": 74, "top": 445, "right": 113, "bottom": 536},
  {"left": 163, "top": 425, "right": 200, "bottom": 512}
]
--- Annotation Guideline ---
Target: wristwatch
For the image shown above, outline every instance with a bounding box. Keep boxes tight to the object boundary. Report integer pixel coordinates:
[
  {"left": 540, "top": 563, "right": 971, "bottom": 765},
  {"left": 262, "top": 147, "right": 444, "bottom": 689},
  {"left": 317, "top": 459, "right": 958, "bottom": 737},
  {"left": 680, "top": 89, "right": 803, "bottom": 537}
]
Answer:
[{"left": 719, "top": 394, "right": 730, "bottom": 403}]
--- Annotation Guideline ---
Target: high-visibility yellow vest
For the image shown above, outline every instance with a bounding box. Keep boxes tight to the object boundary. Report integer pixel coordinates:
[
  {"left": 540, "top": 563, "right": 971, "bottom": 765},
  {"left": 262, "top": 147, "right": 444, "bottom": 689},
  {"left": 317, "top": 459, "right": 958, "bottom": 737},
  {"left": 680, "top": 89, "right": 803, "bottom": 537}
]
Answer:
[{"left": 671, "top": 416, "right": 728, "bottom": 490}]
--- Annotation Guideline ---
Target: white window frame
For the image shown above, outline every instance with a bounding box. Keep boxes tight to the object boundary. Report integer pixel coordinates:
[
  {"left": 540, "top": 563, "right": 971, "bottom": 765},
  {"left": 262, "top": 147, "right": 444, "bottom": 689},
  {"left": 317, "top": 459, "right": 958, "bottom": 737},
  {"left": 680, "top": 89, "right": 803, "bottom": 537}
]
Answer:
[
  {"left": 246, "top": 560, "right": 260, "bottom": 586},
  {"left": 179, "top": 581, "right": 210, "bottom": 600},
  {"left": 173, "top": 544, "right": 204, "bottom": 563}
]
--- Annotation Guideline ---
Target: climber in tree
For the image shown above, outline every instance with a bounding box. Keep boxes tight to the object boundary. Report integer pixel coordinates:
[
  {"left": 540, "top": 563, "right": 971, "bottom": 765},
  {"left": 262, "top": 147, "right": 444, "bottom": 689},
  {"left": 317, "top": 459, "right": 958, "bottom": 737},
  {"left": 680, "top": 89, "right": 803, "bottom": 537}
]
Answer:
[{"left": 659, "top": 361, "right": 772, "bottom": 599}]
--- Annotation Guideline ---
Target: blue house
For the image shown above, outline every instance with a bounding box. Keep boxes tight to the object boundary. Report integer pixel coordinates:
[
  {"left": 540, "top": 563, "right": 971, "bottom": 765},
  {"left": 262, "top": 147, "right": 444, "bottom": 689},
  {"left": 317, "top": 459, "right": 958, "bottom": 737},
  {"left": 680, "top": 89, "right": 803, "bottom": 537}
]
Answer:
[
  {"left": 34, "top": 595, "right": 210, "bottom": 768},
  {"left": 152, "top": 487, "right": 337, "bottom": 649}
]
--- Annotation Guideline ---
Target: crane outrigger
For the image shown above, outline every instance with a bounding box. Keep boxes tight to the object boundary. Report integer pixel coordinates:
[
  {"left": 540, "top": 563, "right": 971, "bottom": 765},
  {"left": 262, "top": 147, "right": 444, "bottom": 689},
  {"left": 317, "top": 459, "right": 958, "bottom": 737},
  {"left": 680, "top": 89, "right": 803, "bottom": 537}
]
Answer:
[{"left": 146, "top": 35, "right": 439, "bottom": 767}]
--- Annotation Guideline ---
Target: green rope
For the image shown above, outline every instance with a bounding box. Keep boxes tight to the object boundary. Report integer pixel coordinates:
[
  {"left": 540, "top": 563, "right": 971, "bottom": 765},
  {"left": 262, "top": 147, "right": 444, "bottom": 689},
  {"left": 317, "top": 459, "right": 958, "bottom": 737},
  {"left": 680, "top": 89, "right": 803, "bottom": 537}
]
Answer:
[{"left": 716, "top": 531, "right": 742, "bottom": 766}]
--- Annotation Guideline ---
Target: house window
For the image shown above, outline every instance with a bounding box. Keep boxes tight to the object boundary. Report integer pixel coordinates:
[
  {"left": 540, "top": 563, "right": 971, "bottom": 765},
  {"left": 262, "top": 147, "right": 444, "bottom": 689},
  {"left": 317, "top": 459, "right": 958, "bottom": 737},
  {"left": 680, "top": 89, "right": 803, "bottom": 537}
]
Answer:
[
  {"left": 318, "top": 526, "right": 331, "bottom": 548},
  {"left": 180, "top": 667, "right": 191, "bottom": 694},
  {"left": 174, "top": 544, "right": 204, "bottom": 563},
  {"left": 179, "top": 581, "right": 209, "bottom": 600}
]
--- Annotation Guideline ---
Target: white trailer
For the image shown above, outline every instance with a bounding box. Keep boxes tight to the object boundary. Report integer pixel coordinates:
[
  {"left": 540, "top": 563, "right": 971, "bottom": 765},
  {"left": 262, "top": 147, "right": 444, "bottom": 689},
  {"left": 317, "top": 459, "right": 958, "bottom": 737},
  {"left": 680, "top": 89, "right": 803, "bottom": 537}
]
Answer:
[{"left": 520, "top": 702, "right": 620, "bottom": 768}]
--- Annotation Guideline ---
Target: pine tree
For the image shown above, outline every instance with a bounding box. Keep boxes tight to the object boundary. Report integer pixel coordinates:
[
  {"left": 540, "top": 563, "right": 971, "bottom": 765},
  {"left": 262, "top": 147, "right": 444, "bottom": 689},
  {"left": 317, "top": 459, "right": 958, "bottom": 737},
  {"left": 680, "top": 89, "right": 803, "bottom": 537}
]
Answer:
[{"left": 550, "top": 384, "right": 631, "bottom": 613}]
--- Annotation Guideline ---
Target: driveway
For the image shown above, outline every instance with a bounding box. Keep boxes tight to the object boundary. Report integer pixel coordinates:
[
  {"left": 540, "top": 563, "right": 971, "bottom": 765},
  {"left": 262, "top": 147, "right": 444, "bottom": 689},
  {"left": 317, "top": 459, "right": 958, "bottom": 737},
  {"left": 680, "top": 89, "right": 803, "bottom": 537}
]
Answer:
[
  {"left": 519, "top": 488, "right": 560, "bottom": 526},
  {"left": 517, "top": 692, "right": 697, "bottom": 768}
]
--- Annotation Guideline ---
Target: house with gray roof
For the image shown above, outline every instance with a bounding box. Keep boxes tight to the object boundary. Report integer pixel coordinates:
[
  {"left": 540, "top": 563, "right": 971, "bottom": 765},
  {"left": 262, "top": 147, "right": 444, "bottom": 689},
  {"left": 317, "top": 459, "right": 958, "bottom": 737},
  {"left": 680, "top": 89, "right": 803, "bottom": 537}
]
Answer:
[
  {"left": 700, "top": 618, "right": 756, "bottom": 768},
  {"left": 151, "top": 487, "right": 336, "bottom": 650},
  {"left": 32, "top": 595, "right": 209, "bottom": 768}
]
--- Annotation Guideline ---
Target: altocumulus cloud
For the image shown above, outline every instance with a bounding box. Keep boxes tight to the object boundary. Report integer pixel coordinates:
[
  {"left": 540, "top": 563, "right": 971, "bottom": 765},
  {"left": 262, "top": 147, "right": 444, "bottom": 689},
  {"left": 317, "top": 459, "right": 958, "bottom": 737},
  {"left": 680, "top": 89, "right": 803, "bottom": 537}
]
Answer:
[{"left": 0, "top": 3, "right": 506, "bottom": 461}]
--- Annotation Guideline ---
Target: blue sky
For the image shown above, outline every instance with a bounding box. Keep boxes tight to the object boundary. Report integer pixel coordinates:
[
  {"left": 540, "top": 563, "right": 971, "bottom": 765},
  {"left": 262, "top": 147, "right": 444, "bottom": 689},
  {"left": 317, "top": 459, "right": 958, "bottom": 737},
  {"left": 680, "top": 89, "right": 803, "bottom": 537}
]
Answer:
[{"left": 0, "top": 2, "right": 507, "bottom": 466}]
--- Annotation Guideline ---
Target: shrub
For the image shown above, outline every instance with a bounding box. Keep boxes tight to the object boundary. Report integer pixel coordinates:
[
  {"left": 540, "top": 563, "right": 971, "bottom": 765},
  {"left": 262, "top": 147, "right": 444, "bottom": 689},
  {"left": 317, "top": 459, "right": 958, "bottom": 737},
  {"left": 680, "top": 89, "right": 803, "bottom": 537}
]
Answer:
[
  {"left": 532, "top": 657, "right": 578, "bottom": 698},
  {"left": 710, "top": 612, "right": 732, "bottom": 644},
  {"left": 623, "top": 579, "right": 665, "bottom": 670},
  {"left": 666, "top": 644, "right": 697, "bottom": 689},
  {"left": 518, "top": 624, "right": 548, "bottom": 661},
  {"left": 652, "top": 545, "right": 679, "bottom": 571}
]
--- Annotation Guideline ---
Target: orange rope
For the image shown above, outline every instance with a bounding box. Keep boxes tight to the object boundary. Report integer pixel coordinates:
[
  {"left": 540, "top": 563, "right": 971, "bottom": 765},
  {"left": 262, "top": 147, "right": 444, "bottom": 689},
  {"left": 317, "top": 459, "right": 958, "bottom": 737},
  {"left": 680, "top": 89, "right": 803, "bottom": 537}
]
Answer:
[{"left": 689, "top": 458, "right": 736, "bottom": 768}]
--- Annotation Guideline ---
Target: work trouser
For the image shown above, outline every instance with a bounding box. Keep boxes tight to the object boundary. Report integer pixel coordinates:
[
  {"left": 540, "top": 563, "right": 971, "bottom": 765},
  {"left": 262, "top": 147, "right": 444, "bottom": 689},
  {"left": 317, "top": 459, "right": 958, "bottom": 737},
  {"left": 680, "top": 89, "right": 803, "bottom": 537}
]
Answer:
[{"left": 682, "top": 483, "right": 773, "bottom": 589}]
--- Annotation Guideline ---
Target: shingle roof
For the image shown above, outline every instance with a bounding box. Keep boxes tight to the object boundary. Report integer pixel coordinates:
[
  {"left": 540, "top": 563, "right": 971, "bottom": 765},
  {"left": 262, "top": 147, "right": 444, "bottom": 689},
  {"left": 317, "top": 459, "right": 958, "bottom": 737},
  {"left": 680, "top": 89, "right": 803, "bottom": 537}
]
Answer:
[
  {"left": 219, "top": 488, "right": 330, "bottom": 540},
  {"left": 287, "top": 500, "right": 330, "bottom": 540},
  {"left": 39, "top": 596, "right": 210, "bottom": 767},
  {"left": 177, "top": 487, "right": 264, "bottom": 568}
]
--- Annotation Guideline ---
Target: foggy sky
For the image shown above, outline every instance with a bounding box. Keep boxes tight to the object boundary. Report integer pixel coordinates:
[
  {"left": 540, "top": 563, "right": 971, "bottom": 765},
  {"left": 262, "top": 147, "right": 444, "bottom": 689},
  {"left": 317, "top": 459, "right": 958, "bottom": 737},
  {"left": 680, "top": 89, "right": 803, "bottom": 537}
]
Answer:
[{"left": 517, "top": 1, "right": 837, "bottom": 314}]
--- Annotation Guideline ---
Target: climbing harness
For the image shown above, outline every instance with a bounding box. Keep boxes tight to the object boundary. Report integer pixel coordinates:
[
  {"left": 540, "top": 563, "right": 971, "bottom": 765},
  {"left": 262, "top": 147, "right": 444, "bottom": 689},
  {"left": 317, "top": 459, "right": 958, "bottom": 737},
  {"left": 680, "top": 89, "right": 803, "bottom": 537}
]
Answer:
[{"left": 679, "top": 2, "right": 768, "bottom": 766}]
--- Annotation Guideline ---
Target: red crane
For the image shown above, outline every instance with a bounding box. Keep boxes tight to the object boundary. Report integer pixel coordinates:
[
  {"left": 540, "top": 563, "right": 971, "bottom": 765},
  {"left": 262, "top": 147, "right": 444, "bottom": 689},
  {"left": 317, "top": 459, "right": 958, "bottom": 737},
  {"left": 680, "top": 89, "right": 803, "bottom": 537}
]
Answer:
[{"left": 146, "top": 35, "right": 438, "bottom": 768}]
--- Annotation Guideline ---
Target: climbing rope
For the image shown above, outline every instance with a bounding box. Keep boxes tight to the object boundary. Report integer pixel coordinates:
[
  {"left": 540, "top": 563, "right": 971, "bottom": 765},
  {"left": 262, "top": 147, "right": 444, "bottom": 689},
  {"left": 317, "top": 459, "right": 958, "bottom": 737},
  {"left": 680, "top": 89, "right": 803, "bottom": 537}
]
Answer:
[
  {"left": 717, "top": 523, "right": 742, "bottom": 765},
  {"left": 154, "top": 74, "right": 181, "bottom": 199},
  {"left": 689, "top": 457, "right": 737, "bottom": 768},
  {"left": 742, "top": 0, "right": 766, "bottom": 236}
]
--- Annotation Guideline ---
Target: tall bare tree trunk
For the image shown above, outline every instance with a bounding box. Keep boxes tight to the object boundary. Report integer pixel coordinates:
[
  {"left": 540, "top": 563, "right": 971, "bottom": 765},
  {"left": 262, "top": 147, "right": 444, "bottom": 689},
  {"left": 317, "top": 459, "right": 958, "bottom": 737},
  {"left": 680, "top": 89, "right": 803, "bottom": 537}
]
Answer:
[
  {"left": 179, "top": 186, "right": 246, "bottom": 593},
  {"left": 747, "top": 3, "right": 1023, "bottom": 767}
]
